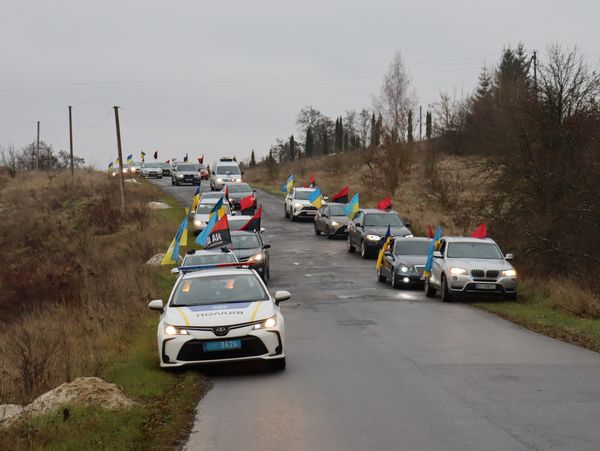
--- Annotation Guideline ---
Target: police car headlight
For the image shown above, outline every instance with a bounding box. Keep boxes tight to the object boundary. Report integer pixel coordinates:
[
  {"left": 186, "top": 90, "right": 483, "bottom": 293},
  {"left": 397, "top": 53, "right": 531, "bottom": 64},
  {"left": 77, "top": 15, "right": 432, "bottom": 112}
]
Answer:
[
  {"left": 450, "top": 267, "right": 467, "bottom": 275},
  {"left": 502, "top": 269, "right": 517, "bottom": 277},
  {"left": 164, "top": 324, "right": 189, "bottom": 335},
  {"left": 294, "top": 202, "right": 303, "bottom": 209},
  {"left": 331, "top": 221, "right": 339, "bottom": 227},
  {"left": 253, "top": 315, "right": 277, "bottom": 330},
  {"left": 366, "top": 234, "right": 381, "bottom": 241}
]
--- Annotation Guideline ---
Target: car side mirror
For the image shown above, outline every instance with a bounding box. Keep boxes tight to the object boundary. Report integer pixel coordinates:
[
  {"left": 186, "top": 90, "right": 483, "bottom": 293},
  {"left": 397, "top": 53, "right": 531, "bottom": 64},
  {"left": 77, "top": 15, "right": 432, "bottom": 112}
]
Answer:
[
  {"left": 274, "top": 290, "right": 291, "bottom": 305},
  {"left": 148, "top": 299, "right": 164, "bottom": 311},
  {"left": 404, "top": 222, "right": 411, "bottom": 229},
  {"left": 241, "top": 171, "right": 245, "bottom": 175},
  {"left": 170, "top": 268, "right": 180, "bottom": 274},
  {"left": 260, "top": 227, "right": 266, "bottom": 233},
  {"left": 263, "top": 243, "right": 271, "bottom": 249},
  {"left": 384, "top": 250, "right": 393, "bottom": 259},
  {"left": 433, "top": 251, "right": 443, "bottom": 258},
  {"left": 505, "top": 253, "right": 514, "bottom": 261},
  {"left": 252, "top": 189, "right": 257, "bottom": 193}
]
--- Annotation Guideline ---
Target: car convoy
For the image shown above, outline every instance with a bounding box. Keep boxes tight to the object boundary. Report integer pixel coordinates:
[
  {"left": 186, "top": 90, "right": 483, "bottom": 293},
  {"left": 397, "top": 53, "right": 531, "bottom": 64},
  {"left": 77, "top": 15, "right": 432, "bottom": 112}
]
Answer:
[{"left": 144, "top": 160, "right": 518, "bottom": 371}]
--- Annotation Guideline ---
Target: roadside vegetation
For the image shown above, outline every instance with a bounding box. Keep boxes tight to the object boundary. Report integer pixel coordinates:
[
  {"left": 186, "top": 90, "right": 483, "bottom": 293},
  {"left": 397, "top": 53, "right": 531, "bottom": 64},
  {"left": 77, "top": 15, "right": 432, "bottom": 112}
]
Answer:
[
  {"left": 0, "top": 169, "right": 208, "bottom": 449},
  {"left": 244, "top": 41, "right": 600, "bottom": 348}
]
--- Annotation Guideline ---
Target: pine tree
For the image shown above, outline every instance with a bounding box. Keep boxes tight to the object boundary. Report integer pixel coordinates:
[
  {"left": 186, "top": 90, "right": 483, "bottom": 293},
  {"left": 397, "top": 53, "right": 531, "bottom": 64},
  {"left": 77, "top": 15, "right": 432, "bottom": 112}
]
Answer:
[
  {"left": 289, "top": 135, "right": 295, "bottom": 161},
  {"left": 425, "top": 111, "right": 432, "bottom": 139},
  {"left": 407, "top": 110, "right": 414, "bottom": 142},
  {"left": 305, "top": 125, "right": 314, "bottom": 157},
  {"left": 339, "top": 117, "right": 344, "bottom": 151},
  {"left": 343, "top": 132, "right": 349, "bottom": 150},
  {"left": 475, "top": 65, "right": 492, "bottom": 100},
  {"left": 370, "top": 113, "right": 377, "bottom": 147},
  {"left": 323, "top": 129, "right": 329, "bottom": 154},
  {"left": 250, "top": 150, "right": 256, "bottom": 166}
]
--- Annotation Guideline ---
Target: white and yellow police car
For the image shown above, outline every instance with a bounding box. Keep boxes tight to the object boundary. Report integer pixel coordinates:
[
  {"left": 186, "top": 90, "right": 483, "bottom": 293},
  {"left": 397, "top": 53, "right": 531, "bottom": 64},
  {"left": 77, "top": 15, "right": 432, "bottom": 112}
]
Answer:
[{"left": 149, "top": 263, "right": 289, "bottom": 370}]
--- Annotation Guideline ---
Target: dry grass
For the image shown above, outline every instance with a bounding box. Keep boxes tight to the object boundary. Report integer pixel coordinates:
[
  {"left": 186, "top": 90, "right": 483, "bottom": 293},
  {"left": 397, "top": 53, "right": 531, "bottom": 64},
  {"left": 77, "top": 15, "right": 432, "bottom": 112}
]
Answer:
[{"left": 0, "top": 170, "right": 181, "bottom": 404}]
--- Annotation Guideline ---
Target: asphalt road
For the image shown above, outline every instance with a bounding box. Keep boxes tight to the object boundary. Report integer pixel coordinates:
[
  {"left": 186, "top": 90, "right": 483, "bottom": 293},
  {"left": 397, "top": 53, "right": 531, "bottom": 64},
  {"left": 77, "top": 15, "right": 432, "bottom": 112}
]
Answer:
[{"left": 152, "top": 178, "right": 600, "bottom": 451}]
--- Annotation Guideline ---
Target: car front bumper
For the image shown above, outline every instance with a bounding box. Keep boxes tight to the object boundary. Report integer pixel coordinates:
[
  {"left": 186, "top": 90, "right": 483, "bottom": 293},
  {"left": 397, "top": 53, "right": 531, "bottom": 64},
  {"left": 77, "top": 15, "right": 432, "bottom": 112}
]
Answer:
[
  {"left": 292, "top": 207, "right": 318, "bottom": 218},
  {"left": 448, "top": 275, "right": 518, "bottom": 295}
]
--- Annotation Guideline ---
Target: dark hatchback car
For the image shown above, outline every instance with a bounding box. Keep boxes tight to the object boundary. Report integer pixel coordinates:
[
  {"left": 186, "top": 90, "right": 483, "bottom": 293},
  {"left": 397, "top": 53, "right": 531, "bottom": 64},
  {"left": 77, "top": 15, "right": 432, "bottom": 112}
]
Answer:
[
  {"left": 377, "top": 237, "right": 432, "bottom": 288},
  {"left": 314, "top": 203, "right": 349, "bottom": 238},
  {"left": 347, "top": 209, "right": 413, "bottom": 258},
  {"left": 171, "top": 163, "right": 201, "bottom": 186},
  {"left": 230, "top": 231, "right": 271, "bottom": 281},
  {"left": 223, "top": 182, "right": 256, "bottom": 212}
]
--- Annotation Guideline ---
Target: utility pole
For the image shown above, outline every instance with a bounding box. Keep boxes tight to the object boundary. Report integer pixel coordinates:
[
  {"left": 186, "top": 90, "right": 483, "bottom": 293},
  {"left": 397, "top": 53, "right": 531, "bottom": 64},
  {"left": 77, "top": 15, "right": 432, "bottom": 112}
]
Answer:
[
  {"left": 68, "top": 106, "right": 74, "bottom": 177},
  {"left": 113, "top": 106, "right": 126, "bottom": 212},
  {"left": 36, "top": 121, "right": 40, "bottom": 170},
  {"left": 419, "top": 105, "right": 423, "bottom": 141}
]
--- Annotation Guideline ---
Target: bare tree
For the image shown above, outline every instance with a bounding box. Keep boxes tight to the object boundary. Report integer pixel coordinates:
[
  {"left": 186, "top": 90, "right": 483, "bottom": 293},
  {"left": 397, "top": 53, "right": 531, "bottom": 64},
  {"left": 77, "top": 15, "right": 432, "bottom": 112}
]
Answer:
[
  {"left": 0, "top": 145, "right": 18, "bottom": 176},
  {"left": 357, "top": 109, "right": 371, "bottom": 149}
]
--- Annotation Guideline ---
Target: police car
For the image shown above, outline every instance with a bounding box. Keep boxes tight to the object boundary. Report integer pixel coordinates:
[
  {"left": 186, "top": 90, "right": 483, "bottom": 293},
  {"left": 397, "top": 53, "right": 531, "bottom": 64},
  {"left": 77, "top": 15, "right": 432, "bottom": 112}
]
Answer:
[{"left": 149, "top": 263, "right": 289, "bottom": 369}]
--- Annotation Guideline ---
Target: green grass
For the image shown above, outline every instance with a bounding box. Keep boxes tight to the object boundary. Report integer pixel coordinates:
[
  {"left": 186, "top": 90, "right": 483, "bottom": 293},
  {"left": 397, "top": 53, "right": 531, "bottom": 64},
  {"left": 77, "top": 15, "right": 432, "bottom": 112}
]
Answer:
[
  {"left": 251, "top": 183, "right": 285, "bottom": 197},
  {"left": 474, "top": 285, "right": 600, "bottom": 352},
  {"left": 0, "top": 185, "right": 210, "bottom": 451}
]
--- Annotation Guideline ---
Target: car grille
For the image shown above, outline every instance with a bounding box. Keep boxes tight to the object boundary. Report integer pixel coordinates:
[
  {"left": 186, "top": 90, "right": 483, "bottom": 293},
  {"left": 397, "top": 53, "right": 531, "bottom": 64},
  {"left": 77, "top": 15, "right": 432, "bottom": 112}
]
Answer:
[
  {"left": 302, "top": 206, "right": 317, "bottom": 211},
  {"left": 471, "top": 269, "right": 484, "bottom": 278},
  {"left": 471, "top": 269, "right": 499, "bottom": 280},
  {"left": 176, "top": 337, "right": 268, "bottom": 361},
  {"left": 486, "top": 270, "right": 499, "bottom": 278}
]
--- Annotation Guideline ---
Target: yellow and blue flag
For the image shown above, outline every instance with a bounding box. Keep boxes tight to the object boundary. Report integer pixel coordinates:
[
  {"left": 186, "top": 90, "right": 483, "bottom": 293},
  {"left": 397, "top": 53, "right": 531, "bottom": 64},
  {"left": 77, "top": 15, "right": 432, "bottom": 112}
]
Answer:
[
  {"left": 423, "top": 226, "right": 442, "bottom": 277},
  {"left": 308, "top": 187, "right": 323, "bottom": 209},
  {"left": 126, "top": 154, "right": 133, "bottom": 164},
  {"left": 140, "top": 151, "right": 146, "bottom": 162},
  {"left": 115, "top": 158, "right": 120, "bottom": 165},
  {"left": 108, "top": 161, "right": 114, "bottom": 169},
  {"left": 209, "top": 196, "right": 227, "bottom": 219},
  {"left": 376, "top": 232, "right": 393, "bottom": 271},
  {"left": 280, "top": 174, "right": 294, "bottom": 193},
  {"left": 191, "top": 186, "right": 201, "bottom": 212},
  {"left": 161, "top": 214, "right": 189, "bottom": 265},
  {"left": 344, "top": 193, "right": 359, "bottom": 218},
  {"left": 195, "top": 213, "right": 218, "bottom": 246}
]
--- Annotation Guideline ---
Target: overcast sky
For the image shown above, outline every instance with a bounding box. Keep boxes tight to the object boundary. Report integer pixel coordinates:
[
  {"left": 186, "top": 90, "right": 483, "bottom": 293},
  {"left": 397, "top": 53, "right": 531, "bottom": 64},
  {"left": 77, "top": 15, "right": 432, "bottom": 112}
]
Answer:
[{"left": 1, "top": 0, "right": 597, "bottom": 167}]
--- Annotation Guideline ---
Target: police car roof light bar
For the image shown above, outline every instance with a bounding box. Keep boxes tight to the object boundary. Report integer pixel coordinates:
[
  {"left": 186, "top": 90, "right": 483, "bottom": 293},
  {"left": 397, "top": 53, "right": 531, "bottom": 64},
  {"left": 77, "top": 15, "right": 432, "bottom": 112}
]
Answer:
[{"left": 175, "top": 262, "right": 253, "bottom": 274}]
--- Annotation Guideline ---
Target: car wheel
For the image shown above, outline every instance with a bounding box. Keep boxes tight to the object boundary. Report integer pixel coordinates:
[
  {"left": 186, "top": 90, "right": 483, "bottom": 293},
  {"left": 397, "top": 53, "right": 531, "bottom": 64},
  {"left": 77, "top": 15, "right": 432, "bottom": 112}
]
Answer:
[
  {"left": 347, "top": 236, "right": 356, "bottom": 253},
  {"left": 441, "top": 275, "right": 453, "bottom": 303},
  {"left": 314, "top": 224, "right": 320, "bottom": 235},
  {"left": 326, "top": 228, "right": 334, "bottom": 239},
  {"left": 424, "top": 277, "right": 436, "bottom": 297},
  {"left": 377, "top": 268, "right": 386, "bottom": 283},
  {"left": 391, "top": 271, "right": 400, "bottom": 288},
  {"left": 171, "top": 178, "right": 175, "bottom": 185},
  {"left": 360, "top": 241, "right": 370, "bottom": 259},
  {"left": 290, "top": 213, "right": 296, "bottom": 222},
  {"left": 271, "top": 357, "right": 286, "bottom": 371},
  {"left": 505, "top": 292, "right": 517, "bottom": 301},
  {"left": 284, "top": 207, "right": 289, "bottom": 218}
]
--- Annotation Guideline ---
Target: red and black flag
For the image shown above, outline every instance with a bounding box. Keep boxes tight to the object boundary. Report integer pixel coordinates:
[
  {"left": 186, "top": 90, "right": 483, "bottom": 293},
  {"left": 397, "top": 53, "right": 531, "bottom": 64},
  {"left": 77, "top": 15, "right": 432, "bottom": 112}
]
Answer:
[
  {"left": 308, "top": 175, "right": 316, "bottom": 187},
  {"left": 240, "top": 207, "right": 262, "bottom": 232},
  {"left": 153, "top": 150, "right": 158, "bottom": 160},
  {"left": 204, "top": 215, "right": 232, "bottom": 249},
  {"left": 470, "top": 223, "right": 488, "bottom": 239},
  {"left": 239, "top": 194, "right": 255, "bottom": 215},
  {"left": 427, "top": 224, "right": 434, "bottom": 239},
  {"left": 165, "top": 159, "right": 170, "bottom": 164},
  {"left": 183, "top": 153, "right": 189, "bottom": 162},
  {"left": 198, "top": 154, "right": 204, "bottom": 164},
  {"left": 224, "top": 184, "right": 230, "bottom": 202},
  {"left": 377, "top": 195, "right": 392, "bottom": 211},
  {"left": 331, "top": 186, "right": 349, "bottom": 203}
]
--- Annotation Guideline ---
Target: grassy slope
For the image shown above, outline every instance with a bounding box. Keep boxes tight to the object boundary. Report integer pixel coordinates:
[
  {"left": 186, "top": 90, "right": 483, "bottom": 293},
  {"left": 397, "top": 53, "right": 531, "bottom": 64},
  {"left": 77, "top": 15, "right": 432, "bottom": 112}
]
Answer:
[{"left": 1, "top": 181, "right": 209, "bottom": 451}]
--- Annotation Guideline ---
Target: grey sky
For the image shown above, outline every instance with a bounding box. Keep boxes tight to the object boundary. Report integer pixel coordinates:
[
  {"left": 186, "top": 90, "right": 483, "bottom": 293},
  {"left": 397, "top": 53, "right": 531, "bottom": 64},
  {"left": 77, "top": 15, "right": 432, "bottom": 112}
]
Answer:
[{"left": 1, "top": 0, "right": 597, "bottom": 167}]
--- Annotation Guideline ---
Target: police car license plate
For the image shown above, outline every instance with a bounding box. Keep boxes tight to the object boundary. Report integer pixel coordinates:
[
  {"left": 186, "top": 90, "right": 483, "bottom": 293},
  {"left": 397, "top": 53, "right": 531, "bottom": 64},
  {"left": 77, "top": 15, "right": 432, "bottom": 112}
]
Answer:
[
  {"left": 203, "top": 340, "right": 242, "bottom": 352},
  {"left": 475, "top": 283, "right": 496, "bottom": 290}
]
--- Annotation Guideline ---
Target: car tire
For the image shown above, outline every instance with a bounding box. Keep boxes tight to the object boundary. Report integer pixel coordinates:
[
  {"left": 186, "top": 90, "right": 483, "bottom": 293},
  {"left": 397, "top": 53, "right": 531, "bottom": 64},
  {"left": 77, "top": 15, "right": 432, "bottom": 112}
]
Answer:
[
  {"left": 347, "top": 236, "right": 356, "bottom": 253},
  {"left": 441, "top": 275, "right": 454, "bottom": 303},
  {"left": 290, "top": 213, "right": 296, "bottom": 222},
  {"left": 314, "top": 224, "right": 320, "bottom": 235},
  {"left": 505, "top": 292, "right": 517, "bottom": 301},
  {"left": 360, "top": 241, "right": 370, "bottom": 259},
  {"left": 377, "top": 268, "right": 386, "bottom": 283},
  {"left": 424, "top": 277, "right": 436, "bottom": 297},
  {"left": 284, "top": 207, "right": 289, "bottom": 218},
  {"left": 391, "top": 271, "right": 401, "bottom": 288},
  {"left": 171, "top": 178, "right": 175, "bottom": 185},
  {"left": 326, "top": 228, "right": 334, "bottom": 239},
  {"left": 271, "top": 357, "right": 286, "bottom": 371}
]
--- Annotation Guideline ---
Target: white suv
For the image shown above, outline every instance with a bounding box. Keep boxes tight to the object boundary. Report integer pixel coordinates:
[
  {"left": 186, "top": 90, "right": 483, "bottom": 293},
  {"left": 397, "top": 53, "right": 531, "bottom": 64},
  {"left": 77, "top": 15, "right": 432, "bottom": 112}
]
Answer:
[
  {"left": 284, "top": 188, "right": 318, "bottom": 221},
  {"left": 424, "top": 237, "right": 518, "bottom": 302},
  {"left": 210, "top": 158, "right": 242, "bottom": 190}
]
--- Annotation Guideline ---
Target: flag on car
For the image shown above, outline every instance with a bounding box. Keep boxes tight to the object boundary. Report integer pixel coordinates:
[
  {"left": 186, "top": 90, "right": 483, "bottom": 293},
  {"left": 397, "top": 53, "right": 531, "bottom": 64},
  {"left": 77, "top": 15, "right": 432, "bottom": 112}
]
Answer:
[
  {"left": 280, "top": 174, "right": 294, "bottom": 193},
  {"left": 209, "top": 196, "right": 227, "bottom": 220},
  {"left": 195, "top": 214, "right": 217, "bottom": 246},
  {"left": 427, "top": 224, "right": 434, "bottom": 239},
  {"left": 308, "top": 187, "right": 323, "bottom": 209},
  {"left": 179, "top": 208, "right": 189, "bottom": 247},
  {"left": 240, "top": 207, "right": 262, "bottom": 232},
  {"left": 377, "top": 195, "right": 392, "bottom": 211},
  {"left": 198, "top": 154, "right": 204, "bottom": 164},
  {"left": 308, "top": 175, "right": 316, "bottom": 187},
  {"left": 423, "top": 226, "right": 442, "bottom": 277},
  {"left": 202, "top": 215, "right": 232, "bottom": 250},
  {"left": 239, "top": 194, "right": 255, "bottom": 215},
  {"left": 376, "top": 234, "right": 393, "bottom": 271},
  {"left": 183, "top": 153, "right": 189, "bottom": 162},
  {"left": 470, "top": 223, "right": 488, "bottom": 239},
  {"left": 379, "top": 224, "right": 391, "bottom": 248},
  {"left": 331, "top": 186, "right": 349, "bottom": 203},
  {"left": 344, "top": 193, "right": 359, "bottom": 218},
  {"left": 165, "top": 159, "right": 170, "bottom": 164},
  {"left": 153, "top": 150, "right": 158, "bottom": 160},
  {"left": 115, "top": 158, "right": 120, "bottom": 165},
  {"left": 108, "top": 161, "right": 114, "bottom": 169},
  {"left": 191, "top": 186, "right": 200, "bottom": 212},
  {"left": 126, "top": 154, "right": 133, "bottom": 164},
  {"left": 140, "top": 151, "right": 146, "bottom": 162},
  {"left": 224, "top": 184, "right": 230, "bottom": 202},
  {"left": 161, "top": 214, "right": 189, "bottom": 265}
]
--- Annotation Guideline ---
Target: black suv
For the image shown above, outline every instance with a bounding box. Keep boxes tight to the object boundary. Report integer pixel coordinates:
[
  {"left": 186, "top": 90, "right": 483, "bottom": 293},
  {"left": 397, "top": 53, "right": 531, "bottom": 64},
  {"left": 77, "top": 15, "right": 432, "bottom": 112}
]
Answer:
[{"left": 171, "top": 163, "right": 201, "bottom": 186}]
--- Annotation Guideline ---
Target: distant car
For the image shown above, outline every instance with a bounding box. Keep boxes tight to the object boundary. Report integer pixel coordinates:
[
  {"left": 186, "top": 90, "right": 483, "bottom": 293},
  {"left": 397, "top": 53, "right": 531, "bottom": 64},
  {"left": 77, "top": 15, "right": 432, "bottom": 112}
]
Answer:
[
  {"left": 141, "top": 162, "right": 163, "bottom": 179},
  {"left": 424, "top": 237, "right": 518, "bottom": 302},
  {"left": 284, "top": 188, "right": 318, "bottom": 221},
  {"left": 181, "top": 249, "right": 239, "bottom": 268},
  {"left": 129, "top": 162, "right": 143, "bottom": 175},
  {"left": 148, "top": 266, "right": 289, "bottom": 369},
  {"left": 347, "top": 209, "right": 413, "bottom": 258},
  {"left": 160, "top": 163, "right": 171, "bottom": 176},
  {"left": 314, "top": 203, "right": 349, "bottom": 238},
  {"left": 197, "top": 164, "right": 210, "bottom": 180},
  {"left": 377, "top": 237, "right": 431, "bottom": 288},
  {"left": 210, "top": 159, "right": 243, "bottom": 190},
  {"left": 229, "top": 231, "right": 271, "bottom": 281},
  {"left": 192, "top": 199, "right": 233, "bottom": 235},
  {"left": 172, "top": 163, "right": 202, "bottom": 186},
  {"left": 223, "top": 182, "right": 256, "bottom": 212}
]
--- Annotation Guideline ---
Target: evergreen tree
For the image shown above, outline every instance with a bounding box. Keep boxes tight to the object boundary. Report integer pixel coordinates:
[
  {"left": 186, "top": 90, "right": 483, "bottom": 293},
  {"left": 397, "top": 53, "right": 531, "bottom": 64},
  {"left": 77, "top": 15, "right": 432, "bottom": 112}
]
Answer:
[
  {"left": 250, "top": 149, "right": 256, "bottom": 166},
  {"left": 343, "top": 132, "right": 349, "bottom": 150},
  {"left": 323, "top": 129, "right": 329, "bottom": 154},
  {"left": 475, "top": 65, "right": 492, "bottom": 100},
  {"left": 289, "top": 135, "right": 295, "bottom": 161},
  {"left": 407, "top": 110, "right": 414, "bottom": 142},
  {"left": 425, "top": 111, "right": 432, "bottom": 139},
  {"left": 370, "top": 113, "right": 377, "bottom": 147},
  {"left": 305, "top": 125, "right": 314, "bottom": 157},
  {"left": 376, "top": 114, "right": 383, "bottom": 146}
]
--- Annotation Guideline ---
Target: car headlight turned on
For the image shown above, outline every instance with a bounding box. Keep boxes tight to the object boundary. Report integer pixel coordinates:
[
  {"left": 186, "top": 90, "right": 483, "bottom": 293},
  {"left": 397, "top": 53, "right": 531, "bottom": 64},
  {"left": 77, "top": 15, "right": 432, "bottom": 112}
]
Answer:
[
  {"left": 400, "top": 265, "right": 409, "bottom": 273},
  {"left": 249, "top": 253, "right": 263, "bottom": 262},
  {"left": 331, "top": 221, "right": 339, "bottom": 227},
  {"left": 164, "top": 324, "right": 189, "bottom": 336},
  {"left": 502, "top": 269, "right": 517, "bottom": 277},
  {"left": 294, "top": 202, "right": 303, "bottom": 209},
  {"left": 404, "top": 234, "right": 414, "bottom": 238},
  {"left": 235, "top": 178, "right": 242, "bottom": 182},
  {"left": 194, "top": 219, "right": 205, "bottom": 227},
  {"left": 450, "top": 267, "right": 467, "bottom": 275},
  {"left": 366, "top": 234, "right": 381, "bottom": 241},
  {"left": 253, "top": 315, "right": 277, "bottom": 330},
  {"left": 216, "top": 178, "right": 223, "bottom": 183}
]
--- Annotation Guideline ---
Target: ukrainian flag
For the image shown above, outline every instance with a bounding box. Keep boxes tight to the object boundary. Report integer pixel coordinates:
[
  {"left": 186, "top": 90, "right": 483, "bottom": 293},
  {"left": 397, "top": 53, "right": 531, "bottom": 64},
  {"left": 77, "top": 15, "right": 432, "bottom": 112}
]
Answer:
[
  {"left": 195, "top": 214, "right": 218, "bottom": 246},
  {"left": 280, "top": 174, "right": 294, "bottom": 193},
  {"left": 108, "top": 161, "right": 114, "bottom": 169},
  {"left": 140, "top": 151, "right": 146, "bottom": 161},
  {"left": 209, "top": 196, "right": 227, "bottom": 219},
  {"left": 191, "top": 186, "right": 200, "bottom": 212},
  {"left": 423, "top": 226, "right": 442, "bottom": 277},
  {"left": 161, "top": 214, "right": 189, "bottom": 265},
  {"left": 344, "top": 193, "right": 359, "bottom": 218},
  {"left": 126, "top": 154, "right": 133, "bottom": 164},
  {"left": 308, "top": 187, "right": 323, "bottom": 209}
]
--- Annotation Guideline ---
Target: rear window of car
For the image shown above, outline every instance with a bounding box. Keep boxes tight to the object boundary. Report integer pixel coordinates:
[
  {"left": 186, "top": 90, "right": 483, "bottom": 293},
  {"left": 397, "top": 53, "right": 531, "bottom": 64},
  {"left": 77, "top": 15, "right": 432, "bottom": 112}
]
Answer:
[
  {"left": 183, "top": 253, "right": 237, "bottom": 266},
  {"left": 394, "top": 240, "right": 431, "bottom": 256},
  {"left": 171, "top": 274, "right": 268, "bottom": 306}
]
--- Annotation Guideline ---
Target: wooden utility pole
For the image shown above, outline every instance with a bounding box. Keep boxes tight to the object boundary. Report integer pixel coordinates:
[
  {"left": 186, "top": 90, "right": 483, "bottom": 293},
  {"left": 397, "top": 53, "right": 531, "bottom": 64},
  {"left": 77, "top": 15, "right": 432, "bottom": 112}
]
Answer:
[
  {"left": 36, "top": 121, "right": 40, "bottom": 170},
  {"left": 68, "top": 106, "right": 74, "bottom": 177},
  {"left": 113, "top": 106, "right": 126, "bottom": 212}
]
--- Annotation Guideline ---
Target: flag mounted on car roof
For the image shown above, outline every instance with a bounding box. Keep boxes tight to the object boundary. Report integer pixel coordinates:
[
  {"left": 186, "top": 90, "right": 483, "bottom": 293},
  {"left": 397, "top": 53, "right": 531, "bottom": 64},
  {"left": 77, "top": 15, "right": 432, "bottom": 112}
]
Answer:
[
  {"left": 108, "top": 161, "right": 114, "bottom": 169},
  {"left": 308, "top": 175, "right": 316, "bottom": 187},
  {"left": 470, "top": 223, "right": 488, "bottom": 239},
  {"left": 198, "top": 215, "right": 232, "bottom": 249},
  {"left": 140, "top": 151, "right": 146, "bottom": 162},
  {"left": 331, "top": 186, "right": 349, "bottom": 203},
  {"left": 377, "top": 195, "right": 392, "bottom": 211},
  {"left": 153, "top": 150, "right": 158, "bottom": 160},
  {"left": 198, "top": 154, "right": 204, "bottom": 164},
  {"left": 191, "top": 186, "right": 200, "bottom": 212},
  {"left": 280, "top": 174, "right": 294, "bottom": 193},
  {"left": 209, "top": 196, "right": 227, "bottom": 220},
  {"left": 308, "top": 187, "right": 323, "bottom": 209},
  {"left": 126, "top": 154, "right": 133, "bottom": 164},
  {"left": 344, "top": 193, "right": 359, "bottom": 218},
  {"left": 239, "top": 194, "right": 256, "bottom": 215},
  {"left": 240, "top": 207, "right": 262, "bottom": 232},
  {"left": 423, "top": 226, "right": 442, "bottom": 277}
]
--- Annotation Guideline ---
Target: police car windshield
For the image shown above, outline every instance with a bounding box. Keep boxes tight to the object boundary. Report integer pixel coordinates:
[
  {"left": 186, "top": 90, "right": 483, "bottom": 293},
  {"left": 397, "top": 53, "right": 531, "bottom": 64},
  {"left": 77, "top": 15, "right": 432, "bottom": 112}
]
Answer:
[
  {"left": 177, "top": 164, "right": 197, "bottom": 171},
  {"left": 172, "top": 274, "right": 268, "bottom": 306},
  {"left": 447, "top": 242, "right": 503, "bottom": 259},
  {"left": 216, "top": 166, "right": 240, "bottom": 175},
  {"left": 364, "top": 213, "right": 404, "bottom": 227},
  {"left": 395, "top": 241, "right": 431, "bottom": 256},
  {"left": 293, "top": 190, "right": 314, "bottom": 200},
  {"left": 328, "top": 204, "right": 346, "bottom": 216},
  {"left": 183, "top": 253, "right": 237, "bottom": 266},
  {"left": 231, "top": 234, "right": 260, "bottom": 249},
  {"left": 226, "top": 184, "right": 251, "bottom": 193}
]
